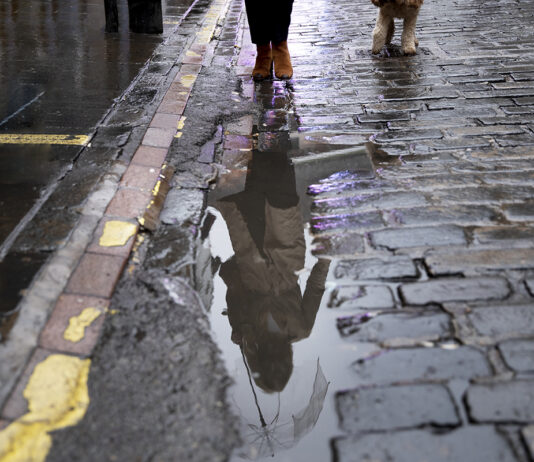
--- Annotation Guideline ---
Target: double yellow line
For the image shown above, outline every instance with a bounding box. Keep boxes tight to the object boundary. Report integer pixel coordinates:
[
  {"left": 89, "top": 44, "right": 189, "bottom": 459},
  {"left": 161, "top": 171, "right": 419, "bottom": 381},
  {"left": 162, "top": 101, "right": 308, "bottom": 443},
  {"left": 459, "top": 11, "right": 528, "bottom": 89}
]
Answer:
[{"left": 0, "top": 134, "right": 90, "bottom": 146}]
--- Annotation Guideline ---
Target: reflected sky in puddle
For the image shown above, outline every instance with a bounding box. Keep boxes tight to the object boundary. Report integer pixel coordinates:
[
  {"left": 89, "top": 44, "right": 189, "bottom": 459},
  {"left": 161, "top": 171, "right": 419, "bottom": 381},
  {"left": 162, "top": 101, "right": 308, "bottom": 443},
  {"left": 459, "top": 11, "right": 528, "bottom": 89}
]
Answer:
[{"left": 199, "top": 81, "right": 376, "bottom": 461}]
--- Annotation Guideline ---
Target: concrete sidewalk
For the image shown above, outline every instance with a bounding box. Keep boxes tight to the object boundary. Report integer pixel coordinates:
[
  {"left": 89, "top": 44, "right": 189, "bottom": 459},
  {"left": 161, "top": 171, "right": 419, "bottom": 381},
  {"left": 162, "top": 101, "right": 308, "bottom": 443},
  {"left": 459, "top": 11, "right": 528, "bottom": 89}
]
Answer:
[{"left": 1, "top": 0, "right": 534, "bottom": 459}]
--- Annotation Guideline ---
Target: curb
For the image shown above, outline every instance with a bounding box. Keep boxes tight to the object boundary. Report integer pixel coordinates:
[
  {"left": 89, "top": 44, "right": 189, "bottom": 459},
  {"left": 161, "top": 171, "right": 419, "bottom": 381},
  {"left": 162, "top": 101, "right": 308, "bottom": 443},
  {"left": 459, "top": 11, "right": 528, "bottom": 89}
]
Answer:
[{"left": 0, "top": 0, "right": 233, "bottom": 440}]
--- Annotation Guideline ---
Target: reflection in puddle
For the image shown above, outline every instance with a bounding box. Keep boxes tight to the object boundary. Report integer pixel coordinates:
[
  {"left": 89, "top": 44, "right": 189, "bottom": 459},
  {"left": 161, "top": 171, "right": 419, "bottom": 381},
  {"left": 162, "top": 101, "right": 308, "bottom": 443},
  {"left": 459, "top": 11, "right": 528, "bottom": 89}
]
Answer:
[
  {"left": 204, "top": 147, "right": 332, "bottom": 460},
  {"left": 195, "top": 84, "right": 376, "bottom": 461}
]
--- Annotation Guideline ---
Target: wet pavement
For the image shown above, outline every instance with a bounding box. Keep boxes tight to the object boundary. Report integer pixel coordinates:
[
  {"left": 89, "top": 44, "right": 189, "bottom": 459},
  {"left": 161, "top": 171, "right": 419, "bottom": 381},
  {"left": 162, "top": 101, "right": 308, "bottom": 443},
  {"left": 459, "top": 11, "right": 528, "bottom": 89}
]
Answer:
[
  {"left": 0, "top": 0, "right": 195, "bottom": 317},
  {"left": 1, "top": 0, "right": 534, "bottom": 459}
]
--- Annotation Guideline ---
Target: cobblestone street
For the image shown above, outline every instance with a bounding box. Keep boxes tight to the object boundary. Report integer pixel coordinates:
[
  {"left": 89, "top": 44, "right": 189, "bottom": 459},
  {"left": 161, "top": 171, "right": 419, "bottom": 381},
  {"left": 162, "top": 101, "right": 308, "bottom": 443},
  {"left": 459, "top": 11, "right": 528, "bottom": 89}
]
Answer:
[
  {"left": 1, "top": 0, "right": 533, "bottom": 460},
  {"left": 232, "top": 0, "right": 534, "bottom": 458}
]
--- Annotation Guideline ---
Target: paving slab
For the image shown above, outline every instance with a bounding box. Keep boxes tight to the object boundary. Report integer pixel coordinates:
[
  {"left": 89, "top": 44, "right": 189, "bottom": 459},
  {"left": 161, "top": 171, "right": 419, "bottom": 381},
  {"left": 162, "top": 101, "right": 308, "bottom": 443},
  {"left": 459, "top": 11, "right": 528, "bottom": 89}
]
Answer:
[
  {"left": 39, "top": 294, "right": 108, "bottom": 356},
  {"left": 400, "top": 277, "right": 511, "bottom": 305},
  {"left": 65, "top": 253, "right": 127, "bottom": 298},
  {"left": 333, "top": 257, "right": 418, "bottom": 281},
  {"left": 337, "top": 384, "right": 460, "bottom": 433},
  {"left": 338, "top": 312, "right": 451, "bottom": 345},
  {"left": 352, "top": 347, "right": 491, "bottom": 386},
  {"left": 468, "top": 304, "right": 534, "bottom": 338},
  {"left": 425, "top": 248, "right": 534, "bottom": 275},
  {"left": 369, "top": 226, "right": 467, "bottom": 250},
  {"left": 498, "top": 340, "right": 534, "bottom": 372},
  {"left": 523, "top": 426, "right": 534, "bottom": 461},
  {"left": 333, "top": 426, "right": 518, "bottom": 462},
  {"left": 466, "top": 381, "right": 534, "bottom": 423},
  {"left": 328, "top": 285, "right": 396, "bottom": 310}
]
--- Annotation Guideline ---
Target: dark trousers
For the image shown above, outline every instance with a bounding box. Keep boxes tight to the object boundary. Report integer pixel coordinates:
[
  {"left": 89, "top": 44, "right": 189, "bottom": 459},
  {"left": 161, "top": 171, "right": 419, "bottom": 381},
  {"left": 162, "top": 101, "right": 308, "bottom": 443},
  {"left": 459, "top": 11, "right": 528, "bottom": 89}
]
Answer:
[{"left": 244, "top": 0, "right": 294, "bottom": 45}]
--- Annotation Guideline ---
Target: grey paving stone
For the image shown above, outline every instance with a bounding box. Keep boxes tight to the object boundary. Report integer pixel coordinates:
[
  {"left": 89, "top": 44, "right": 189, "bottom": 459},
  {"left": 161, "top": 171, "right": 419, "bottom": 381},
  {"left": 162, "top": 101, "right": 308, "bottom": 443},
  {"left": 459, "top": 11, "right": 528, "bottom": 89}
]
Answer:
[
  {"left": 475, "top": 226, "right": 534, "bottom": 245},
  {"left": 466, "top": 381, "right": 534, "bottom": 423},
  {"left": 312, "top": 191, "right": 428, "bottom": 214},
  {"left": 352, "top": 347, "right": 491, "bottom": 386},
  {"left": 375, "top": 129, "right": 444, "bottom": 143},
  {"left": 333, "top": 426, "right": 517, "bottom": 462},
  {"left": 339, "top": 312, "right": 451, "bottom": 344},
  {"left": 400, "top": 277, "right": 511, "bottom": 305},
  {"left": 336, "top": 384, "right": 460, "bottom": 433},
  {"left": 468, "top": 304, "right": 534, "bottom": 338},
  {"left": 425, "top": 249, "right": 534, "bottom": 275},
  {"left": 430, "top": 185, "right": 534, "bottom": 205},
  {"left": 526, "top": 279, "right": 534, "bottom": 296},
  {"left": 499, "top": 340, "right": 534, "bottom": 372},
  {"left": 160, "top": 188, "right": 205, "bottom": 226},
  {"left": 329, "top": 285, "right": 395, "bottom": 310},
  {"left": 503, "top": 201, "right": 534, "bottom": 221},
  {"left": 447, "top": 125, "right": 525, "bottom": 137},
  {"left": 312, "top": 232, "right": 365, "bottom": 256},
  {"left": 334, "top": 257, "right": 418, "bottom": 281},
  {"left": 370, "top": 225, "right": 467, "bottom": 250},
  {"left": 390, "top": 205, "right": 501, "bottom": 227},
  {"left": 522, "top": 426, "right": 534, "bottom": 461},
  {"left": 310, "top": 212, "right": 385, "bottom": 234}
]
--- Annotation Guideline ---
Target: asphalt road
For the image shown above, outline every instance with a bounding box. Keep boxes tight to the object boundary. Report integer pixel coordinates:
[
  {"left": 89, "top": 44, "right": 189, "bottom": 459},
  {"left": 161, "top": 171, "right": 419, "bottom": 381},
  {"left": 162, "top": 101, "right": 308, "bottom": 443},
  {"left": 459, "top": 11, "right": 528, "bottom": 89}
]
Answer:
[{"left": 0, "top": 0, "right": 194, "bottom": 316}]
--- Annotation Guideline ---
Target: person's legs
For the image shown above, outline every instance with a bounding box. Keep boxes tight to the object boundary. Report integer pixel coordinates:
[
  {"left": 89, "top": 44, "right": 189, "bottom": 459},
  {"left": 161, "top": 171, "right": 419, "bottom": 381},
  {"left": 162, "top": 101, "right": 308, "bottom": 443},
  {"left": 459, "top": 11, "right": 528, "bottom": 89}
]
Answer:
[
  {"left": 271, "top": 0, "right": 294, "bottom": 44},
  {"left": 245, "top": 0, "right": 294, "bottom": 80},
  {"left": 244, "top": 1, "right": 273, "bottom": 80},
  {"left": 244, "top": 1, "right": 270, "bottom": 45},
  {"left": 271, "top": 0, "right": 294, "bottom": 79}
]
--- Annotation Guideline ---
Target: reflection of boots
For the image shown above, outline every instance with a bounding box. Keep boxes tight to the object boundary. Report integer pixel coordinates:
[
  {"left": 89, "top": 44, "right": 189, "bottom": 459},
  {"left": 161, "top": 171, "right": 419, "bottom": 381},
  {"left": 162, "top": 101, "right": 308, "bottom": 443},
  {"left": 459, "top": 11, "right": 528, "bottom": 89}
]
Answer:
[
  {"left": 253, "top": 44, "right": 273, "bottom": 81},
  {"left": 272, "top": 41, "right": 293, "bottom": 79}
]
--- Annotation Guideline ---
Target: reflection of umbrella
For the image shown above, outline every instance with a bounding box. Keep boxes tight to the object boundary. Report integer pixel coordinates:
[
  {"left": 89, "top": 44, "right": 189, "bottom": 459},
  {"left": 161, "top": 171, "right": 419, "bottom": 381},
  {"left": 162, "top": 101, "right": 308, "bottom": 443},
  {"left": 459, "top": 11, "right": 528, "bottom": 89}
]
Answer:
[{"left": 238, "top": 351, "right": 330, "bottom": 460}]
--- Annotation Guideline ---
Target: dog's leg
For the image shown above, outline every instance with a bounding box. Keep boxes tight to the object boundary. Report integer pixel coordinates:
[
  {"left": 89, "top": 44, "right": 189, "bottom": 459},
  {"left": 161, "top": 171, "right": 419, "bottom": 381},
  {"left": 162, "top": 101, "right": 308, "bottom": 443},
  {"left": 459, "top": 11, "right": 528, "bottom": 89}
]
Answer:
[
  {"left": 385, "top": 17, "right": 395, "bottom": 45},
  {"left": 372, "top": 9, "right": 390, "bottom": 54},
  {"left": 401, "top": 7, "right": 419, "bottom": 55}
]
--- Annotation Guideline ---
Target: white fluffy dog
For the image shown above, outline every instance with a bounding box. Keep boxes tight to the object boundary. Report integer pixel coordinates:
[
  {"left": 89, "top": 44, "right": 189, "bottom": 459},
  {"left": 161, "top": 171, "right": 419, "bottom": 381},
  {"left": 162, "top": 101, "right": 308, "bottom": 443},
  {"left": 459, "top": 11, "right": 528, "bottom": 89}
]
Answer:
[{"left": 371, "top": 0, "right": 424, "bottom": 55}]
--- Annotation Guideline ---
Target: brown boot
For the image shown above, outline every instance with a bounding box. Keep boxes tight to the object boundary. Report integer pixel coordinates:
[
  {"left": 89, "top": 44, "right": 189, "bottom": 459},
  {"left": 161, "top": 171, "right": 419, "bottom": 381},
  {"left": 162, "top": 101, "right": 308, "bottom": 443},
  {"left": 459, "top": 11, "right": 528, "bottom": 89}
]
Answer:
[
  {"left": 252, "top": 44, "right": 273, "bottom": 81},
  {"left": 272, "top": 41, "right": 293, "bottom": 79}
]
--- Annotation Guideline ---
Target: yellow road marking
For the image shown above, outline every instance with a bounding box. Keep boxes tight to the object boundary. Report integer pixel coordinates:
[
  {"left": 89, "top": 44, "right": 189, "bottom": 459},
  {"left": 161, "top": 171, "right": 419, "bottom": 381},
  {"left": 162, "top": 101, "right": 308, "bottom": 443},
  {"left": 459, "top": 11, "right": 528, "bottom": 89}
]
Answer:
[
  {"left": 99, "top": 220, "right": 137, "bottom": 247},
  {"left": 0, "top": 134, "right": 90, "bottom": 146},
  {"left": 63, "top": 308, "right": 102, "bottom": 343},
  {"left": 179, "top": 75, "right": 197, "bottom": 88},
  {"left": 0, "top": 355, "right": 91, "bottom": 462}
]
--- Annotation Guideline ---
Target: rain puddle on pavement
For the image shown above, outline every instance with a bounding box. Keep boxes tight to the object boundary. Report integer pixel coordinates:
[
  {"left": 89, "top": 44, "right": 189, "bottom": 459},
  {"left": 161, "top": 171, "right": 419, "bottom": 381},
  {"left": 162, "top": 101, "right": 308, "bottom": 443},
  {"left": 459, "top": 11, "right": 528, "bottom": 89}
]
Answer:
[{"left": 197, "top": 94, "right": 376, "bottom": 460}]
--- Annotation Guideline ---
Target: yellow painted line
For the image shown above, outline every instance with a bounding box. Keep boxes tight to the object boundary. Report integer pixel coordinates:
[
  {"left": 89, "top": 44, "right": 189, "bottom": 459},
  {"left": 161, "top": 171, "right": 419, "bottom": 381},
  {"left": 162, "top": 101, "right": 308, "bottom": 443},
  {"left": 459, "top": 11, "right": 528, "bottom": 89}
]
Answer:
[
  {"left": 63, "top": 307, "right": 102, "bottom": 343},
  {"left": 0, "top": 134, "right": 90, "bottom": 146},
  {"left": 179, "top": 74, "right": 197, "bottom": 88},
  {"left": 99, "top": 220, "right": 137, "bottom": 247},
  {"left": 177, "top": 116, "right": 186, "bottom": 130},
  {"left": 0, "top": 355, "right": 91, "bottom": 462}
]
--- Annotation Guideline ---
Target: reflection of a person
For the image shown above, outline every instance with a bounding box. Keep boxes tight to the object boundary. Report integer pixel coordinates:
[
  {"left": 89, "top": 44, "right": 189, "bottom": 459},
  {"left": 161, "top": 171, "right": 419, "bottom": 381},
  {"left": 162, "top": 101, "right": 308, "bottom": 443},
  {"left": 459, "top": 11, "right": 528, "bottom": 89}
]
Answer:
[{"left": 215, "top": 152, "right": 330, "bottom": 394}]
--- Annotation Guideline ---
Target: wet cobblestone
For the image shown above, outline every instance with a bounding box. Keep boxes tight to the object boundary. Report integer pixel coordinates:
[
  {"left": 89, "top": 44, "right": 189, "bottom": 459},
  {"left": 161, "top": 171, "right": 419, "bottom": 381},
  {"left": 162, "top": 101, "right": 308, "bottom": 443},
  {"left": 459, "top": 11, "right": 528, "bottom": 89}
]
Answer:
[
  {"left": 269, "top": 0, "right": 534, "bottom": 457},
  {"left": 337, "top": 384, "right": 460, "bottom": 432}
]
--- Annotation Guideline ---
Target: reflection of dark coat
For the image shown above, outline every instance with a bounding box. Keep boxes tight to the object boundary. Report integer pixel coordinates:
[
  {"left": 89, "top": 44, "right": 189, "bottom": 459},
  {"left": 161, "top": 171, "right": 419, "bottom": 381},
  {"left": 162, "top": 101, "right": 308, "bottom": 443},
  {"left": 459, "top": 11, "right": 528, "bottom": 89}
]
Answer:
[{"left": 216, "top": 196, "right": 330, "bottom": 393}]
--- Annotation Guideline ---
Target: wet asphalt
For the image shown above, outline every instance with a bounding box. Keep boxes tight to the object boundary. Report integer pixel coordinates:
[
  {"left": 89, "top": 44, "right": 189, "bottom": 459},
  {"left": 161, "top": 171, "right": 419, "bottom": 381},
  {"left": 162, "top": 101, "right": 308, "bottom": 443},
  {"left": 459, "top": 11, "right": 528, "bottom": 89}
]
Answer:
[{"left": 0, "top": 0, "right": 194, "bottom": 317}]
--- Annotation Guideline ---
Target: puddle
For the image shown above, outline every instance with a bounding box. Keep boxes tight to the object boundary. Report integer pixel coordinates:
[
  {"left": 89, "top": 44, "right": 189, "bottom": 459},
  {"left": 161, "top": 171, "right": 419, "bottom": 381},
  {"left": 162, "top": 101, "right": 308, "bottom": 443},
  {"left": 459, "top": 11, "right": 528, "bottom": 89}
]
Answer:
[{"left": 197, "top": 81, "right": 376, "bottom": 460}]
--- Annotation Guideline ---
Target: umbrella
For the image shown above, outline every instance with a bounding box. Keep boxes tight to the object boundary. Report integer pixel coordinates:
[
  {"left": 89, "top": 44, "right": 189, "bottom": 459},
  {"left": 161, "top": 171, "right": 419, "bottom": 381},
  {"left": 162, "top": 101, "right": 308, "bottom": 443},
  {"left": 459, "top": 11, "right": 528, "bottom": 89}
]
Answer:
[{"left": 236, "top": 352, "right": 330, "bottom": 460}]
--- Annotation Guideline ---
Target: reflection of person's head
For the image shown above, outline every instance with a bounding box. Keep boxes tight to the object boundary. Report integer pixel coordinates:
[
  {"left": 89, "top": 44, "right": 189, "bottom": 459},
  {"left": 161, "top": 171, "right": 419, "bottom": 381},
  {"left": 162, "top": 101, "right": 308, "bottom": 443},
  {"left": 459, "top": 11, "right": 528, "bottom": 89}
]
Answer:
[{"left": 243, "top": 330, "right": 293, "bottom": 393}]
